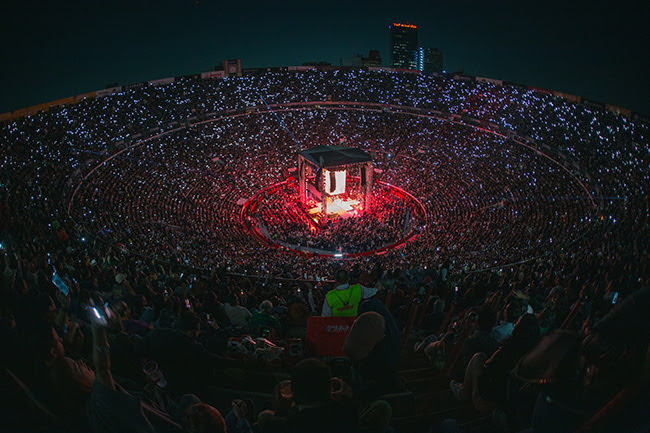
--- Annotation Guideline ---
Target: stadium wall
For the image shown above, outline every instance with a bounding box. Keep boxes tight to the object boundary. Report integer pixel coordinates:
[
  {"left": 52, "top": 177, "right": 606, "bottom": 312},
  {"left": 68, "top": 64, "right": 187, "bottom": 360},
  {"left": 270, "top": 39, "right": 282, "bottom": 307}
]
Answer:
[
  {"left": 0, "top": 67, "right": 639, "bottom": 123},
  {"left": 1, "top": 94, "right": 92, "bottom": 121}
]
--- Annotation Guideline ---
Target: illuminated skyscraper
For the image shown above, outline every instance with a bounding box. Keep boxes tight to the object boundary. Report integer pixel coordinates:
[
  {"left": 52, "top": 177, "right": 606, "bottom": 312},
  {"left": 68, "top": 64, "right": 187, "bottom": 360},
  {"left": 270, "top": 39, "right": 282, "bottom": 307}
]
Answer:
[
  {"left": 390, "top": 23, "right": 418, "bottom": 69},
  {"left": 417, "top": 47, "right": 443, "bottom": 73}
]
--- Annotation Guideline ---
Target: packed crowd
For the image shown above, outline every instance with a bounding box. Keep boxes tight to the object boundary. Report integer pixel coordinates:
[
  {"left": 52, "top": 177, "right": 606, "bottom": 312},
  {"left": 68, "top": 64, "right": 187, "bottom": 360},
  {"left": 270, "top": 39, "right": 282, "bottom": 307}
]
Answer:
[
  {"left": 55, "top": 106, "right": 595, "bottom": 275},
  {"left": 250, "top": 181, "right": 420, "bottom": 254},
  {"left": 1, "top": 69, "right": 649, "bottom": 432}
]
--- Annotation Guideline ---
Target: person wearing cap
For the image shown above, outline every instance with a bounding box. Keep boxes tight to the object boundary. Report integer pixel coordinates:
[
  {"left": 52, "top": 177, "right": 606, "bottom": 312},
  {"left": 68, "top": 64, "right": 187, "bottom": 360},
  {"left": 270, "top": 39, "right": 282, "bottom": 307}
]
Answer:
[{"left": 321, "top": 269, "right": 377, "bottom": 317}]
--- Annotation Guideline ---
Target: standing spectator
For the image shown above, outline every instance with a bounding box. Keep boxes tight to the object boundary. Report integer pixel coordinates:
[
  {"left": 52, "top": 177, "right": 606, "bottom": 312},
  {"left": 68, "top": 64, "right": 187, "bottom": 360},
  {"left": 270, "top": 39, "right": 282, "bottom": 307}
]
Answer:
[{"left": 322, "top": 270, "right": 377, "bottom": 317}]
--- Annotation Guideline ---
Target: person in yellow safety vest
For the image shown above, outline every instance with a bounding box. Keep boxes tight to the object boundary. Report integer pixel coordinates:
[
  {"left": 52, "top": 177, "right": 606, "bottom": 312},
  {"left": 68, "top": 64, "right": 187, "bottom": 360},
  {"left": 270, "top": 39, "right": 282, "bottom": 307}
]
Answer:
[{"left": 322, "top": 269, "right": 378, "bottom": 317}]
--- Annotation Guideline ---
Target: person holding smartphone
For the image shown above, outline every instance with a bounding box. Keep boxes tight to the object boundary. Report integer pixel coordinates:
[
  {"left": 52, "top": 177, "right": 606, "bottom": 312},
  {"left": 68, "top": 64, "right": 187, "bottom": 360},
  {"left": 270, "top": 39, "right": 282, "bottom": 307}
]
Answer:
[
  {"left": 32, "top": 323, "right": 95, "bottom": 427},
  {"left": 85, "top": 296, "right": 177, "bottom": 432}
]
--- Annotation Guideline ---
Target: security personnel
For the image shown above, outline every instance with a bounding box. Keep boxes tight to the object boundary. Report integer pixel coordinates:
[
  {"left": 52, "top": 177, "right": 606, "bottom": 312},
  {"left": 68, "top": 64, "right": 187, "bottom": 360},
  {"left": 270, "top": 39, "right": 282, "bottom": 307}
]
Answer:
[{"left": 322, "top": 269, "right": 377, "bottom": 317}]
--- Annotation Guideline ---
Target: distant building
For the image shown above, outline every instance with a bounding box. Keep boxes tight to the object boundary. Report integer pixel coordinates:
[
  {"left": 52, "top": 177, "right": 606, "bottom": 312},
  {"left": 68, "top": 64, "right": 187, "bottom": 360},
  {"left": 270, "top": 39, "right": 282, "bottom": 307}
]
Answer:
[
  {"left": 390, "top": 23, "right": 418, "bottom": 69},
  {"left": 302, "top": 61, "right": 332, "bottom": 67},
  {"left": 342, "top": 50, "right": 382, "bottom": 68},
  {"left": 417, "top": 47, "right": 443, "bottom": 73},
  {"left": 223, "top": 59, "right": 242, "bottom": 77},
  {"left": 343, "top": 54, "right": 364, "bottom": 67},
  {"left": 362, "top": 50, "right": 382, "bottom": 68}
]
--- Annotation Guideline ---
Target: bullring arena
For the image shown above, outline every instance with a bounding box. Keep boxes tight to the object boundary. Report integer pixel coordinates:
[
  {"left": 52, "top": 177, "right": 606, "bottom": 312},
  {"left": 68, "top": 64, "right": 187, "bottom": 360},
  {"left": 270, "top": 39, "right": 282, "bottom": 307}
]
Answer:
[
  {"left": 67, "top": 99, "right": 597, "bottom": 271},
  {"left": 9, "top": 67, "right": 637, "bottom": 279},
  {"left": 1, "top": 67, "right": 649, "bottom": 432}
]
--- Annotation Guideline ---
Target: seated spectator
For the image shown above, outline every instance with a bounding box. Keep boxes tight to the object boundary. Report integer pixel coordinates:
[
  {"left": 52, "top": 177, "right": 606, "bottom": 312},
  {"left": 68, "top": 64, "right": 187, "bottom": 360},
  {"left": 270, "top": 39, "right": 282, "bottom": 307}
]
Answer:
[
  {"left": 491, "top": 302, "right": 519, "bottom": 343},
  {"left": 112, "top": 273, "right": 134, "bottom": 301},
  {"left": 358, "top": 292, "right": 402, "bottom": 379},
  {"left": 136, "top": 311, "right": 237, "bottom": 395},
  {"left": 451, "top": 313, "right": 540, "bottom": 413},
  {"left": 267, "top": 358, "right": 359, "bottom": 433},
  {"left": 201, "top": 292, "right": 232, "bottom": 329},
  {"left": 343, "top": 311, "right": 399, "bottom": 400},
  {"left": 183, "top": 403, "right": 227, "bottom": 433},
  {"left": 251, "top": 300, "right": 282, "bottom": 337},
  {"left": 453, "top": 304, "right": 499, "bottom": 377},
  {"left": 576, "top": 286, "right": 650, "bottom": 433},
  {"left": 224, "top": 399, "right": 255, "bottom": 433},
  {"left": 114, "top": 300, "right": 151, "bottom": 337},
  {"left": 285, "top": 294, "right": 310, "bottom": 337},
  {"left": 32, "top": 324, "right": 94, "bottom": 427},
  {"left": 420, "top": 298, "right": 446, "bottom": 333},
  {"left": 223, "top": 295, "right": 252, "bottom": 329},
  {"left": 85, "top": 302, "right": 190, "bottom": 433},
  {"left": 154, "top": 309, "right": 175, "bottom": 329},
  {"left": 509, "top": 331, "right": 584, "bottom": 433}
]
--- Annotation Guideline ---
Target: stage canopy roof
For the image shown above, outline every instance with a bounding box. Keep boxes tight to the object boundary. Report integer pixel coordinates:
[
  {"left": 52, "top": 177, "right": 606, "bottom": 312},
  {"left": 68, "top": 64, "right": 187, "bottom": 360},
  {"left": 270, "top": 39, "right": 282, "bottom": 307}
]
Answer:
[{"left": 299, "top": 146, "right": 372, "bottom": 169}]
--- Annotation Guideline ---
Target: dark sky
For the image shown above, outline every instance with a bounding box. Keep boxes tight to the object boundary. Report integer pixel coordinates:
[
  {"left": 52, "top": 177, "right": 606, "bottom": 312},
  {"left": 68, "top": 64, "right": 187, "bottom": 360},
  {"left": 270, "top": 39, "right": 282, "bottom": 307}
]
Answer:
[{"left": 1, "top": 0, "right": 649, "bottom": 114}]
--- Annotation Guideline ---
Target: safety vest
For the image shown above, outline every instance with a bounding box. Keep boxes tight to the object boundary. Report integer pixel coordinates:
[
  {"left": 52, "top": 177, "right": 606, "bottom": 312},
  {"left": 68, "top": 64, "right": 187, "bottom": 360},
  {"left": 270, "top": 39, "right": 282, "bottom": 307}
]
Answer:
[{"left": 326, "top": 284, "right": 362, "bottom": 317}]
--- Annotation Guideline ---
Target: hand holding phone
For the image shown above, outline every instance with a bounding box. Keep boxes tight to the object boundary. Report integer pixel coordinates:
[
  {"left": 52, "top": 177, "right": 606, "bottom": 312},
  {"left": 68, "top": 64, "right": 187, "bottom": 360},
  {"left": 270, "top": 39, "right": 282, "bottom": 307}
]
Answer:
[
  {"left": 86, "top": 294, "right": 114, "bottom": 328},
  {"left": 52, "top": 269, "right": 69, "bottom": 295}
]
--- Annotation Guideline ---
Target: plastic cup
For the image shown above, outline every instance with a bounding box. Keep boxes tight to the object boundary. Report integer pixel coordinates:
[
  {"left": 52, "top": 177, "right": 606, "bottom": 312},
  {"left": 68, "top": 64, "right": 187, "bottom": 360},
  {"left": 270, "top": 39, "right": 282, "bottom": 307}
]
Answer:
[{"left": 143, "top": 360, "right": 168, "bottom": 388}]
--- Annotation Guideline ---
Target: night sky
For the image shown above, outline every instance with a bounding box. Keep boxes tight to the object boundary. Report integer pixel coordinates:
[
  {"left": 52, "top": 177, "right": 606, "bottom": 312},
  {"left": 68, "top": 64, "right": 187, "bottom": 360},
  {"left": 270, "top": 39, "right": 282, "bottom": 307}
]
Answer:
[{"left": 1, "top": 0, "right": 649, "bottom": 114}]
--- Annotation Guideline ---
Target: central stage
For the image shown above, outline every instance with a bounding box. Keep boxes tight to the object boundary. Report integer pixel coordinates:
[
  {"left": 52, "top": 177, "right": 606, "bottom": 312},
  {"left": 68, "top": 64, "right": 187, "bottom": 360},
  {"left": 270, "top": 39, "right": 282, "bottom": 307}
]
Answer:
[
  {"left": 240, "top": 178, "right": 427, "bottom": 258},
  {"left": 307, "top": 196, "right": 362, "bottom": 220},
  {"left": 298, "top": 146, "right": 374, "bottom": 221}
]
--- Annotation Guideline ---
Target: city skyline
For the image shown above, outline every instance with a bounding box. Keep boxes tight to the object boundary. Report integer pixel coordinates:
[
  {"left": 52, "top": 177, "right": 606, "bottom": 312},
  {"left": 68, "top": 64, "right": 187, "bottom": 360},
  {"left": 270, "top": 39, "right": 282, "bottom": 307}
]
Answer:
[{"left": 1, "top": 0, "right": 649, "bottom": 114}]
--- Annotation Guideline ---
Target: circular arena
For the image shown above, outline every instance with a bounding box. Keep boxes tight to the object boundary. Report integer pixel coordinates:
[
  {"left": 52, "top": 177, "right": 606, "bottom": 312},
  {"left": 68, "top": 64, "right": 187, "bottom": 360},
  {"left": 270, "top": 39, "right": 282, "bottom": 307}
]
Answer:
[
  {"left": 67, "top": 101, "right": 597, "bottom": 272},
  {"left": 1, "top": 68, "right": 649, "bottom": 432},
  {"left": 3, "top": 69, "right": 648, "bottom": 280}
]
